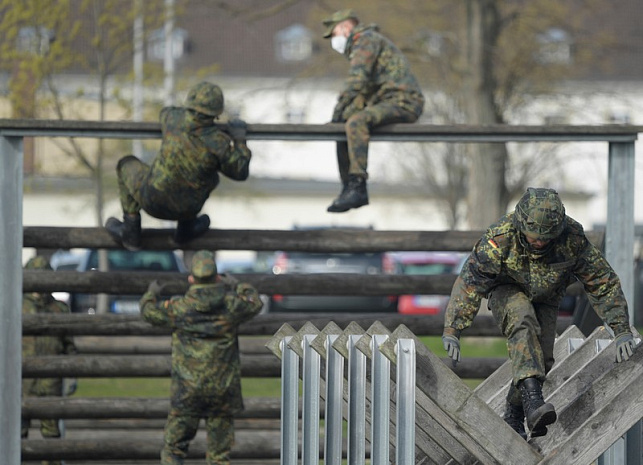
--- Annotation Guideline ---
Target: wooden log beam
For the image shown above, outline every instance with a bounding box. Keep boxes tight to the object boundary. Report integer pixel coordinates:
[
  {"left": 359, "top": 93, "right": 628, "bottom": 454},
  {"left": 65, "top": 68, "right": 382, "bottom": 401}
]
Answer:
[
  {"left": 23, "top": 226, "right": 604, "bottom": 252},
  {"left": 22, "top": 353, "right": 504, "bottom": 379},
  {"left": 23, "top": 270, "right": 458, "bottom": 295},
  {"left": 73, "top": 335, "right": 271, "bottom": 355},
  {"left": 22, "top": 396, "right": 281, "bottom": 419},
  {"left": 22, "top": 312, "right": 573, "bottom": 337},
  {"left": 21, "top": 431, "right": 282, "bottom": 460},
  {"left": 22, "top": 354, "right": 279, "bottom": 378}
]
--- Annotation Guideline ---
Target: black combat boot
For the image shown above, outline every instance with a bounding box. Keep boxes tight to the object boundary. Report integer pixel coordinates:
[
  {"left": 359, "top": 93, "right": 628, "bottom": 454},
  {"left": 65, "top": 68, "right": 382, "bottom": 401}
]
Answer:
[
  {"left": 105, "top": 213, "right": 141, "bottom": 251},
  {"left": 326, "top": 175, "right": 369, "bottom": 213},
  {"left": 174, "top": 214, "right": 210, "bottom": 244},
  {"left": 503, "top": 401, "right": 527, "bottom": 440},
  {"left": 519, "top": 377, "right": 556, "bottom": 436}
]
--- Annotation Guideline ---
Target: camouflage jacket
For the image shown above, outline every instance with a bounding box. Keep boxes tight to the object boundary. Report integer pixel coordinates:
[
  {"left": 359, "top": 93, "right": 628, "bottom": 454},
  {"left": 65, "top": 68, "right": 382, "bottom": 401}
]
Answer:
[
  {"left": 444, "top": 213, "right": 630, "bottom": 337},
  {"left": 22, "top": 293, "right": 77, "bottom": 358},
  {"left": 140, "top": 281, "right": 263, "bottom": 416},
  {"left": 332, "top": 24, "right": 425, "bottom": 122},
  {"left": 145, "top": 107, "right": 252, "bottom": 217}
]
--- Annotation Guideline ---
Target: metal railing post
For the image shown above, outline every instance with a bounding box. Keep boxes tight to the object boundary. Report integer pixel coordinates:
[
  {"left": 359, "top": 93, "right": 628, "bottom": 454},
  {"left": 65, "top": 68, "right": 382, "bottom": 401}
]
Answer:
[
  {"left": 347, "top": 334, "right": 366, "bottom": 465},
  {"left": 280, "top": 336, "right": 298, "bottom": 465},
  {"left": 324, "top": 334, "right": 344, "bottom": 465},
  {"left": 302, "top": 334, "right": 320, "bottom": 465},
  {"left": 396, "top": 338, "right": 416, "bottom": 465},
  {"left": 370, "top": 334, "right": 390, "bottom": 465},
  {"left": 0, "top": 134, "right": 23, "bottom": 465}
]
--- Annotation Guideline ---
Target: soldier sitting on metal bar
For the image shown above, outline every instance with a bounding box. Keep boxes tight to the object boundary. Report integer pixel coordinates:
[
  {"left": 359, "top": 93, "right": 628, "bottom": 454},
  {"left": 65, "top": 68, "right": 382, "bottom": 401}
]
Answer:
[{"left": 322, "top": 9, "right": 425, "bottom": 213}]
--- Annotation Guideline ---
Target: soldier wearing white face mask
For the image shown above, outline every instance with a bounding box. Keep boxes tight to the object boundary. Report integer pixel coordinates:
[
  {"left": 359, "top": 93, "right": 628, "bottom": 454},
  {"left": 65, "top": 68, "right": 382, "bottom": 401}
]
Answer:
[{"left": 322, "top": 9, "right": 425, "bottom": 213}]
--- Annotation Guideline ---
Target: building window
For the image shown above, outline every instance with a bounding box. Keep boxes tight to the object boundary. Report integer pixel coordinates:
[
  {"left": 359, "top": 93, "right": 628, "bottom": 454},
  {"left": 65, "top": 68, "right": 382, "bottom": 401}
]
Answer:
[
  {"left": 608, "top": 112, "right": 631, "bottom": 124},
  {"left": 286, "top": 107, "right": 306, "bottom": 124},
  {"left": 536, "top": 28, "right": 572, "bottom": 65},
  {"left": 148, "top": 27, "right": 188, "bottom": 61},
  {"left": 16, "top": 26, "right": 54, "bottom": 55},
  {"left": 275, "top": 24, "right": 313, "bottom": 62},
  {"left": 544, "top": 114, "right": 567, "bottom": 125}
]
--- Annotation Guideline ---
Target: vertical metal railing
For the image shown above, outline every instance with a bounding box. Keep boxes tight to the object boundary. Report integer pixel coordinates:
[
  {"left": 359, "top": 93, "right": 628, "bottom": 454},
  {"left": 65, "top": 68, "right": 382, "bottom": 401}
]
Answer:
[
  {"left": 0, "top": 135, "right": 23, "bottom": 465},
  {"left": 277, "top": 326, "right": 416, "bottom": 465}
]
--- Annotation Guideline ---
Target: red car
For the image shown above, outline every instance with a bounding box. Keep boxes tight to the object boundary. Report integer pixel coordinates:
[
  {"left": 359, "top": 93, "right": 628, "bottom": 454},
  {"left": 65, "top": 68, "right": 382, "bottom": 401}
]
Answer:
[{"left": 391, "top": 251, "right": 466, "bottom": 315}]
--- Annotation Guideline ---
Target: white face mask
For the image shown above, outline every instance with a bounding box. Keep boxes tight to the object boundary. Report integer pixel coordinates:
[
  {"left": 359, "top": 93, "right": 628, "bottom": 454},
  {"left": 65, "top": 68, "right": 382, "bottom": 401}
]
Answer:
[{"left": 331, "top": 35, "right": 347, "bottom": 55}]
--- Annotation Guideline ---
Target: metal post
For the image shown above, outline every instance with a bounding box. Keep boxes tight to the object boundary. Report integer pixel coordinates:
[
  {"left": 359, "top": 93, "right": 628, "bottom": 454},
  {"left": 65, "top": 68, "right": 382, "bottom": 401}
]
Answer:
[
  {"left": 280, "top": 337, "right": 298, "bottom": 465},
  {"left": 605, "top": 141, "right": 635, "bottom": 325},
  {"left": 605, "top": 141, "right": 641, "bottom": 465},
  {"left": 0, "top": 134, "right": 23, "bottom": 465},
  {"left": 371, "top": 334, "right": 390, "bottom": 465},
  {"left": 347, "top": 335, "right": 366, "bottom": 465},
  {"left": 396, "top": 339, "right": 416, "bottom": 465},
  {"left": 301, "top": 334, "right": 320, "bottom": 465},
  {"left": 325, "top": 334, "right": 343, "bottom": 465}
]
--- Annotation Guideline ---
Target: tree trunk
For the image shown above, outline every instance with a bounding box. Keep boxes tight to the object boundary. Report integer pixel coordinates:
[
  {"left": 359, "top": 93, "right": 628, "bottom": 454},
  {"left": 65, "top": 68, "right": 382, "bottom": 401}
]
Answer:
[{"left": 463, "top": 0, "right": 509, "bottom": 228}]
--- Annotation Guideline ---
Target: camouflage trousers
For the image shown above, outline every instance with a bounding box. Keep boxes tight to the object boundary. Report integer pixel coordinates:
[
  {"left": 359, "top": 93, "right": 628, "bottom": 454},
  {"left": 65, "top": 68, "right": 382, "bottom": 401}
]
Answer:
[
  {"left": 336, "top": 99, "right": 421, "bottom": 182},
  {"left": 161, "top": 410, "right": 234, "bottom": 465},
  {"left": 22, "top": 378, "right": 64, "bottom": 442},
  {"left": 487, "top": 284, "right": 558, "bottom": 403},
  {"left": 116, "top": 155, "right": 205, "bottom": 221}
]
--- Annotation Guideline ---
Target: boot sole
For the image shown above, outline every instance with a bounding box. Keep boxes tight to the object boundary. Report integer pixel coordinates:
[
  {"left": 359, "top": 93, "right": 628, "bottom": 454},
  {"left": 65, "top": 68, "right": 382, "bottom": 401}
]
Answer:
[
  {"left": 327, "top": 200, "right": 369, "bottom": 213},
  {"left": 528, "top": 405, "right": 557, "bottom": 433}
]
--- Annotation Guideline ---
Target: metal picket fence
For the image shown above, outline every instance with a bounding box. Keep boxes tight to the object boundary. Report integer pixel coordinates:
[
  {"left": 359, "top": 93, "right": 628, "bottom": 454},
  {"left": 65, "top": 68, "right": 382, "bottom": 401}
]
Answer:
[{"left": 267, "top": 321, "right": 416, "bottom": 465}]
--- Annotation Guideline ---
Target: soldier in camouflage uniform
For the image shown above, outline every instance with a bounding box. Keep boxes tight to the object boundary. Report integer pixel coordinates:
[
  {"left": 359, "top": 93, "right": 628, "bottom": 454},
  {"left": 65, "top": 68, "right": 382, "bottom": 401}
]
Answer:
[
  {"left": 442, "top": 187, "right": 637, "bottom": 440},
  {"left": 21, "top": 256, "right": 77, "bottom": 465},
  {"left": 106, "top": 81, "right": 252, "bottom": 250},
  {"left": 140, "top": 250, "right": 263, "bottom": 465},
  {"left": 322, "top": 9, "right": 425, "bottom": 213}
]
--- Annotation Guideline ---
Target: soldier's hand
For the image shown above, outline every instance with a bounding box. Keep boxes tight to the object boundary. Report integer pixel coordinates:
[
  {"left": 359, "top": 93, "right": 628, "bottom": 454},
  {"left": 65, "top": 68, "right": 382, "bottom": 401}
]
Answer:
[
  {"left": 442, "top": 332, "right": 461, "bottom": 368},
  {"left": 219, "top": 273, "right": 239, "bottom": 288},
  {"left": 227, "top": 118, "right": 247, "bottom": 141},
  {"left": 614, "top": 332, "right": 636, "bottom": 363},
  {"left": 147, "top": 279, "right": 165, "bottom": 296}
]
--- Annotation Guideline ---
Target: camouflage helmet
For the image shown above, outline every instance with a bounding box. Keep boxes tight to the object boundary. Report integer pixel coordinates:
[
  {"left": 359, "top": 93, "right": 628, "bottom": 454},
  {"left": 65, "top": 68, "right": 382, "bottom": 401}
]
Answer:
[
  {"left": 25, "top": 256, "right": 52, "bottom": 270},
  {"left": 323, "top": 9, "right": 359, "bottom": 38},
  {"left": 185, "top": 82, "right": 224, "bottom": 117},
  {"left": 191, "top": 250, "right": 217, "bottom": 279},
  {"left": 513, "top": 187, "right": 566, "bottom": 241}
]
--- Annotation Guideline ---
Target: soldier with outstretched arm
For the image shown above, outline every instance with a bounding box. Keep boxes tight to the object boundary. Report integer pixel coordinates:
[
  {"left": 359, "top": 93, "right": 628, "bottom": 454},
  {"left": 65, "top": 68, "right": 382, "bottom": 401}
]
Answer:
[{"left": 140, "top": 250, "right": 263, "bottom": 465}]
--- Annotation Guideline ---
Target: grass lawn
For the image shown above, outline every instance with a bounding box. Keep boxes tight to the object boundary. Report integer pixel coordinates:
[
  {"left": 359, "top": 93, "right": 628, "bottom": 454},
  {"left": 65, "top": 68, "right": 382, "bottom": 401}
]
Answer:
[{"left": 74, "top": 336, "right": 508, "bottom": 398}]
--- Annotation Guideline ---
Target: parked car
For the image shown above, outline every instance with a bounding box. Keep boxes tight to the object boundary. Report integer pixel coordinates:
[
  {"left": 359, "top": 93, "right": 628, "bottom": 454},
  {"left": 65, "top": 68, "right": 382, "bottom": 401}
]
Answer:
[
  {"left": 266, "top": 226, "right": 397, "bottom": 313},
  {"left": 390, "top": 251, "right": 465, "bottom": 315},
  {"left": 51, "top": 249, "right": 186, "bottom": 314}
]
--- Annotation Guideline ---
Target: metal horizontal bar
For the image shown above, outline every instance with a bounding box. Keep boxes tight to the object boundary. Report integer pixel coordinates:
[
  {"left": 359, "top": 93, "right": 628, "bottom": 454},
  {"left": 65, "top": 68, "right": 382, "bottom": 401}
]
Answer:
[{"left": 0, "top": 119, "right": 639, "bottom": 142}]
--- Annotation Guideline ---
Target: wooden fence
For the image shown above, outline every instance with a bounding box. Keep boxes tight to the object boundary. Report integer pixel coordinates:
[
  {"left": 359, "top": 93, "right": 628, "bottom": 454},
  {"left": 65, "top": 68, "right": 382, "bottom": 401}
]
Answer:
[
  {"left": 18, "top": 226, "right": 604, "bottom": 463},
  {"left": 3, "top": 120, "right": 638, "bottom": 463}
]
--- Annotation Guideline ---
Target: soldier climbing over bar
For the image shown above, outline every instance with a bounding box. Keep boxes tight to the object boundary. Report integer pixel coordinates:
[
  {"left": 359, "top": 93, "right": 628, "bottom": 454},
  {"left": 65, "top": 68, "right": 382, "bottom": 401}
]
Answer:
[{"left": 105, "top": 81, "right": 252, "bottom": 250}]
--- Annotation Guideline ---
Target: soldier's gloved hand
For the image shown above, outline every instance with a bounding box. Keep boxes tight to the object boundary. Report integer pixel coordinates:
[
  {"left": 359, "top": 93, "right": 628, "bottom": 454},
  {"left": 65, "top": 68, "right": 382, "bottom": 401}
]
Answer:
[
  {"left": 615, "top": 332, "right": 636, "bottom": 363},
  {"left": 219, "top": 273, "right": 239, "bottom": 288},
  {"left": 227, "top": 118, "right": 247, "bottom": 141},
  {"left": 442, "top": 332, "right": 461, "bottom": 368},
  {"left": 147, "top": 280, "right": 165, "bottom": 296}
]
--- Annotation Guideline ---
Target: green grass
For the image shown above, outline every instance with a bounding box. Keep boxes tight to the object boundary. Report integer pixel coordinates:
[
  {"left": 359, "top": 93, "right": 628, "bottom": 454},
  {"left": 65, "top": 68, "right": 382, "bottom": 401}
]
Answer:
[{"left": 75, "top": 336, "right": 509, "bottom": 398}]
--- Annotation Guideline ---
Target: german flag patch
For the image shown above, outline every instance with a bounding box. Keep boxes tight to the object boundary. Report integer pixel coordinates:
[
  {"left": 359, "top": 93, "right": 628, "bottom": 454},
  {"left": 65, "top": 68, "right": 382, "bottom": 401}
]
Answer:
[{"left": 488, "top": 239, "right": 499, "bottom": 249}]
